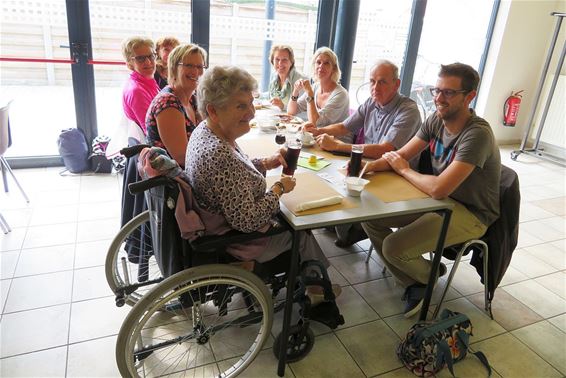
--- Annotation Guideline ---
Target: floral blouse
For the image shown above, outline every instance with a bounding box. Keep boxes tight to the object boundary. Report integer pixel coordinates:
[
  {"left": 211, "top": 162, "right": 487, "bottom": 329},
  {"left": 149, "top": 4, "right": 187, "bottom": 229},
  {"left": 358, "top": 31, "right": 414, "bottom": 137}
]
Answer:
[
  {"left": 145, "top": 86, "right": 200, "bottom": 150},
  {"left": 185, "top": 123, "right": 280, "bottom": 233}
]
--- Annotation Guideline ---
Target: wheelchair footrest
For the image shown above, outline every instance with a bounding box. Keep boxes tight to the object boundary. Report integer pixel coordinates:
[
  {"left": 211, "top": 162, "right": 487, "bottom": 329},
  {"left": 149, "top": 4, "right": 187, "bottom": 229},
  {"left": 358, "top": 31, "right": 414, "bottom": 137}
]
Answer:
[{"left": 308, "top": 301, "right": 345, "bottom": 329}]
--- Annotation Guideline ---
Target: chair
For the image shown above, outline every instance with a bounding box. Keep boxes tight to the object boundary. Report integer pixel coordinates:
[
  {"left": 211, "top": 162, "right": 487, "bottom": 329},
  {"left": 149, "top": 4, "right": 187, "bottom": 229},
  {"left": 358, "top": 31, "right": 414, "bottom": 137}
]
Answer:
[
  {"left": 433, "top": 165, "right": 520, "bottom": 319},
  {"left": 365, "top": 165, "right": 520, "bottom": 320},
  {"left": 0, "top": 101, "right": 30, "bottom": 233}
]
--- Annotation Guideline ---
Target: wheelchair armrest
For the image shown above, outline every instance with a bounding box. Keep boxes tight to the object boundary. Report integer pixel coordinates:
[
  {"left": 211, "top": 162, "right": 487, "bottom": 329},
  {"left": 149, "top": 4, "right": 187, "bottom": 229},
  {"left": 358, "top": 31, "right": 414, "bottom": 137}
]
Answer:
[{"left": 190, "top": 222, "right": 291, "bottom": 252}]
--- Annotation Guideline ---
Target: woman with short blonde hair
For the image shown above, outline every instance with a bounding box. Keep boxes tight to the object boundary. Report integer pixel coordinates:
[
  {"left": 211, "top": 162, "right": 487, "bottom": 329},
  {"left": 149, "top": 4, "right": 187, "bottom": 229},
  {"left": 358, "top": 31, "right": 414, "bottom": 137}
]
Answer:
[
  {"left": 145, "top": 43, "right": 207, "bottom": 167},
  {"left": 121, "top": 36, "right": 159, "bottom": 133},
  {"left": 287, "top": 46, "right": 349, "bottom": 138}
]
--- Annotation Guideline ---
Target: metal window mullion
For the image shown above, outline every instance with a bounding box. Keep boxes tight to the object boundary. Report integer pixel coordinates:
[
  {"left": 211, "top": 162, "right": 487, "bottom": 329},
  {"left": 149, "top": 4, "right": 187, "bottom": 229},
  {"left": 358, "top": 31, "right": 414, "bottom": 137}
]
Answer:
[
  {"left": 399, "top": 0, "right": 427, "bottom": 96},
  {"left": 65, "top": 0, "right": 97, "bottom": 146}
]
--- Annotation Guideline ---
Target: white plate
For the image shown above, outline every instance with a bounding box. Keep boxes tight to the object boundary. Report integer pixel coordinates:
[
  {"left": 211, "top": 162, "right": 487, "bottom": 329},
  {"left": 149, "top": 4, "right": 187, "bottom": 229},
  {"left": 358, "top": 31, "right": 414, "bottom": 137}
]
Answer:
[
  {"left": 259, "top": 125, "right": 277, "bottom": 132},
  {"left": 302, "top": 140, "right": 315, "bottom": 147}
]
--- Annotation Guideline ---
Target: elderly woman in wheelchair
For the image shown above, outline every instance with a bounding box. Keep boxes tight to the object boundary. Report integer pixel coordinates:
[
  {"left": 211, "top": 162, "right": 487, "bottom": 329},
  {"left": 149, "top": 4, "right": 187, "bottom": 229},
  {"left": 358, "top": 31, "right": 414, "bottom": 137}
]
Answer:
[{"left": 108, "top": 66, "right": 344, "bottom": 378}]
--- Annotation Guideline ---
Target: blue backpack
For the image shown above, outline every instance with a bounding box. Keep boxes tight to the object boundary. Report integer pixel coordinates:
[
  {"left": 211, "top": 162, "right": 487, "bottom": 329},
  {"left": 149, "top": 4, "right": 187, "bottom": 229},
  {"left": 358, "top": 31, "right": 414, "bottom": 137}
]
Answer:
[{"left": 57, "top": 128, "right": 90, "bottom": 173}]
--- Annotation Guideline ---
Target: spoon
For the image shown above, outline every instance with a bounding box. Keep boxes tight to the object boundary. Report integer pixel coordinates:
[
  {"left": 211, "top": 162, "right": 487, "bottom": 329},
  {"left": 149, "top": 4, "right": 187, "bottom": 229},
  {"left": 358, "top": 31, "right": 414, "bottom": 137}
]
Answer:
[{"left": 358, "top": 162, "right": 368, "bottom": 179}]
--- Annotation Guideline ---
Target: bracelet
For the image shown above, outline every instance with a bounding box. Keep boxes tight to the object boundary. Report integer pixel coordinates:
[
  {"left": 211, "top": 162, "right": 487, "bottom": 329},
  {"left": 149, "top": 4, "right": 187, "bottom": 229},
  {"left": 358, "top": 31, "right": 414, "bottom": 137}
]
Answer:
[
  {"left": 271, "top": 181, "right": 285, "bottom": 195},
  {"left": 290, "top": 95, "right": 298, "bottom": 101}
]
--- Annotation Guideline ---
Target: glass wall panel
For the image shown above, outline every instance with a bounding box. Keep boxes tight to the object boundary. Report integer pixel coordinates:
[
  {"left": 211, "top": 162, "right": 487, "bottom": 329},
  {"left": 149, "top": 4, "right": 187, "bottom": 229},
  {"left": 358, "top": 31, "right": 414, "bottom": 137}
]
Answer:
[
  {"left": 89, "top": 0, "right": 192, "bottom": 138},
  {"left": 0, "top": 0, "right": 76, "bottom": 158},
  {"left": 209, "top": 0, "right": 318, "bottom": 91},
  {"left": 349, "top": 0, "right": 413, "bottom": 108},
  {"left": 411, "top": 0, "right": 494, "bottom": 121}
]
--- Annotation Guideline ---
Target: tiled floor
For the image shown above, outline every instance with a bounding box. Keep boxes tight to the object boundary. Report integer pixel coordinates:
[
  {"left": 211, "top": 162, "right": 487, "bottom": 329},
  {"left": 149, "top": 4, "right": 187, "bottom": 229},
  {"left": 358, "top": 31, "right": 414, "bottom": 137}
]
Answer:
[{"left": 1, "top": 145, "right": 565, "bottom": 377}]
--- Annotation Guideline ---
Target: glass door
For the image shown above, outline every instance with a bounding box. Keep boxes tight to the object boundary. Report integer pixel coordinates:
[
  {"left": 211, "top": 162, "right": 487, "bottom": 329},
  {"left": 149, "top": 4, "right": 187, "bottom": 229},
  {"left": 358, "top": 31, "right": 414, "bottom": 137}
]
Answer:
[
  {"left": 0, "top": 0, "right": 77, "bottom": 158},
  {"left": 88, "top": 0, "right": 192, "bottom": 138},
  {"left": 209, "top": 0, "right": 319, "bottom": 91},
  {"left": 411, "top": 0, "right": 496, "bottom": 121},
  {"left": 349, "top": 0, "right": 414, "bottom": 108}
]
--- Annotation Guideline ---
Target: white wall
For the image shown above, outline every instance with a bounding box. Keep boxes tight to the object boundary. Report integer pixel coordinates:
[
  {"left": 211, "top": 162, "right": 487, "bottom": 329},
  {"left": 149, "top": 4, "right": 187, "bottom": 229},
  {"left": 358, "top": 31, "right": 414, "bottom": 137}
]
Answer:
[{"left": 476, "top": 0, "right": 565, "bottom": 144}]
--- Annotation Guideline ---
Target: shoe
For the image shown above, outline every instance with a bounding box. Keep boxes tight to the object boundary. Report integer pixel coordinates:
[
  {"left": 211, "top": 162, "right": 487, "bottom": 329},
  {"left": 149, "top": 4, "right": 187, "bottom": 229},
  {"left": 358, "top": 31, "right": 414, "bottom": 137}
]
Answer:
[
  {"left": 438, "top": 262, "right": 447, "bottom": 279},
  {"left": 307, "top": 284, "right": 342, "bottom": 306},
  {"left": 402, "top": 283, "right": 426, "bottom": 318},
  {"left": 334, "top": 227, "right": 368, "bottom": 248}
]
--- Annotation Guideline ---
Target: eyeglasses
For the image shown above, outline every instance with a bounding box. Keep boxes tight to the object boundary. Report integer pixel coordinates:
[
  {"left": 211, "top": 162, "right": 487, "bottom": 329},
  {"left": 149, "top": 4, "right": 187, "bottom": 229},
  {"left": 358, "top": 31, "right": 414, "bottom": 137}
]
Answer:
[
  {"left": 131, "top": 53, "right": 156, "bottom": 63},
  {"left": 429, "top": 88, "right": 468, "bottom": 98},
  {"left": 178, "top": 63, "right": 207, "bottom": 71}
]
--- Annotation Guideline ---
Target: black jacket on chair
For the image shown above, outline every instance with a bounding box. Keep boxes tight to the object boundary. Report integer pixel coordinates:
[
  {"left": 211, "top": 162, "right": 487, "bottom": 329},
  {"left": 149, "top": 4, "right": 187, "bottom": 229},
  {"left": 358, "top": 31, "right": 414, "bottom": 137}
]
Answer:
[{"left": 470, "top": 165, "right": 520, "bottom": 300}]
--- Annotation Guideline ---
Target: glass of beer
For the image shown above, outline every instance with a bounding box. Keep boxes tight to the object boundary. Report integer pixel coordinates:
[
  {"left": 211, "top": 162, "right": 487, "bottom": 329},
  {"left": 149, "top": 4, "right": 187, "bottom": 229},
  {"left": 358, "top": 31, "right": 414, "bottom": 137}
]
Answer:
[
  {"left": 282, "top": 140, "right": 302, "bottom": 176},
  {"left": 348, "top": 144, "right": 364, "bottom": 176}
]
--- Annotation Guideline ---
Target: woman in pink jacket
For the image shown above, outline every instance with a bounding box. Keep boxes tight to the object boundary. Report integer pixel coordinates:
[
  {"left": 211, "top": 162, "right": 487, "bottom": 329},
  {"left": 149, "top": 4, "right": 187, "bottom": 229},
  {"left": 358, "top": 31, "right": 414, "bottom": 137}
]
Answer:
[{"left": 121, "top": 36, "right": 160, "bottom": 135}]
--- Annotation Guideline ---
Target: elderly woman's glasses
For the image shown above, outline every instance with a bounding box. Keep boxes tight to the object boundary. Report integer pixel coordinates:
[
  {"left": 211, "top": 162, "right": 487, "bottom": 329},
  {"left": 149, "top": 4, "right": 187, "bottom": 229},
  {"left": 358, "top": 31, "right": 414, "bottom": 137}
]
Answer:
[
  {"left": 131, "top": 53, "right": 156, "bottom": 63},
  {"left": 429, "top": 88, "right": 468, "bottom": 98},
  {"left": 178, "top": 63, "right": 207, "bottom": 71}
]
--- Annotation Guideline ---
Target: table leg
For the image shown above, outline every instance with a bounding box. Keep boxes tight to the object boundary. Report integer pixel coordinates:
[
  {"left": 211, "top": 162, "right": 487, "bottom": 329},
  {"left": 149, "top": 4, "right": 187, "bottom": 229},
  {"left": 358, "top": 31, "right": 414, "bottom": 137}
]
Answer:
[
  {"left": 419, "top": 209, "right": 452, "bottom": 321},
  {"left": 277, "top": 229, "right": 301, "bottom": 376}
]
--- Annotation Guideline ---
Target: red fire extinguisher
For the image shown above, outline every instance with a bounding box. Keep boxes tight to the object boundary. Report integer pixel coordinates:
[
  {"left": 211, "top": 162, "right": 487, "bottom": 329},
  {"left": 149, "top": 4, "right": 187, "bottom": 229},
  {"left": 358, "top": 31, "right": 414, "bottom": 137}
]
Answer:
[{"left": 503, "top": 90, "right": 523, "bottom": 127}]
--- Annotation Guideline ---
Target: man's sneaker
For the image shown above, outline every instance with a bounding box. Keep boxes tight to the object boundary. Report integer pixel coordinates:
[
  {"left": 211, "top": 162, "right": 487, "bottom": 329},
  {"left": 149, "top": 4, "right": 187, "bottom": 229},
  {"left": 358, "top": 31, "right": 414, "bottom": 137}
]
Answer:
[
  {"left": 402, "top": 283, "right": 427, "bottom": 318},
  {"left": 438, "top": 262, "right": 447, "bottom": 279}
]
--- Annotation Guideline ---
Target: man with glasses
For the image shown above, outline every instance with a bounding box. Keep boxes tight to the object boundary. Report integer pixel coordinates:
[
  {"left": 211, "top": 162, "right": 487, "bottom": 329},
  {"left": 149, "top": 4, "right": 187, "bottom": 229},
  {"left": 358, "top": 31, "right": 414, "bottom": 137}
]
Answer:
[
  {"left": 361, "top": 63, "right": 501, "bottom": 317},
  {"left": 304, "top": 59, "right": 421, "bottom": 247}
]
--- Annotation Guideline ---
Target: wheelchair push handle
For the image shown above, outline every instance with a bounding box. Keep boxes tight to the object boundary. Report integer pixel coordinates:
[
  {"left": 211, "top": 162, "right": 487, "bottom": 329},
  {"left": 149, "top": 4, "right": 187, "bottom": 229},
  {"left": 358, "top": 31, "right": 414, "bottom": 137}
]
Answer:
[
  {"left": 128, "top": 175, "right": 173, "bottom": 195},
  {"left": 120, "top": 144, "right": 151, "bottom": 158}
]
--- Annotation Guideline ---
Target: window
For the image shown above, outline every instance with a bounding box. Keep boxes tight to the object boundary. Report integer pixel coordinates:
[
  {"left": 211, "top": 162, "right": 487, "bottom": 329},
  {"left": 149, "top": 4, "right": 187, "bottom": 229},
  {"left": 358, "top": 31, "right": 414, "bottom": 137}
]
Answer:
[
  {"left": 209, "top": 0, "right": 318, "bottom": 91},
  {"left": 88, "top": 0, "right": 192, "bottom": 138},
  {"left": 410, "top": 0, "right": 495, "bottom": 121},
  {"left": 0, "top": 0, "right": 76, "bottom": 158},
  {"left": 349, "top": 0, "right": 413, "bottom": 108}
]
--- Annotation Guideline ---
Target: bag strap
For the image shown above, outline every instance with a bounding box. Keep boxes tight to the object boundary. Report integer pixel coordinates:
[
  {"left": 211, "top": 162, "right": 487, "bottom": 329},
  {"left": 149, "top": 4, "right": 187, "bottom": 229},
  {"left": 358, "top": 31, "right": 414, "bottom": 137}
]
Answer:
[
  {"left": 436, "top": 340, "right": 456, "bottom": 377},
  {"left": 456, "top": 330, "right": 492, "bottom": 376}
]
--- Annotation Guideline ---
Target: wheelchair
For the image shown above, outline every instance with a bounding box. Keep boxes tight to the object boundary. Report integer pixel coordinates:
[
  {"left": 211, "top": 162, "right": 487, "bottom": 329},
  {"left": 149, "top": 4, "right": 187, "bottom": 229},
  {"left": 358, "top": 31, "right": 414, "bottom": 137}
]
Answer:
[{"left": 107, "top": 145, "right": 344, "bottom": 377}]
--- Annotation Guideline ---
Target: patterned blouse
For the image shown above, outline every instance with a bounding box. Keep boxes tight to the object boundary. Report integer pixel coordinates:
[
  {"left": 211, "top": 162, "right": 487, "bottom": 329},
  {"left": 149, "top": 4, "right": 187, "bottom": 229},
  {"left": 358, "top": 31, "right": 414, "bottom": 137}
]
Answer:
[
  {"left": 145, "top": 86, "right": 200, "bottom": 150},
  {"left": 185, "top": 123, "right": 280, "bottom": 233}
]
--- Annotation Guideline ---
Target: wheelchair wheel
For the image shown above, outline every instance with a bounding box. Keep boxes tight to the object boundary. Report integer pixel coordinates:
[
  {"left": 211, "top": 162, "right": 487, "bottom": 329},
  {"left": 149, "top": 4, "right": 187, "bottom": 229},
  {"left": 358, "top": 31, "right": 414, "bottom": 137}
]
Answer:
[
  {"left": 273, "top": 324, "right": 314, "bottom": 362},
  {"left": 105, "top": 211, "right": 163, "bottom": 307},
  {"left": 116, "top": 264, "right": 273, "bottom": 378}
]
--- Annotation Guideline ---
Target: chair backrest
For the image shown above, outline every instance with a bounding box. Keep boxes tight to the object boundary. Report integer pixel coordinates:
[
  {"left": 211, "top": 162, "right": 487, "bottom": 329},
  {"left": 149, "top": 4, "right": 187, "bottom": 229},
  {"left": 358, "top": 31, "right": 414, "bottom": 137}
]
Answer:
[{"left": 0, "top": 103, "right": 11, "bottom": 156}]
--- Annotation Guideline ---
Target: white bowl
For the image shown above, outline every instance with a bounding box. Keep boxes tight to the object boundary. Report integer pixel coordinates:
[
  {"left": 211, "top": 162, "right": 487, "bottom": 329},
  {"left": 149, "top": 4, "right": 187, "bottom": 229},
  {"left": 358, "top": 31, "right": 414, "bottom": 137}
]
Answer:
[{"left": 345, "top": 177, "right": 369, "bottom": 196}]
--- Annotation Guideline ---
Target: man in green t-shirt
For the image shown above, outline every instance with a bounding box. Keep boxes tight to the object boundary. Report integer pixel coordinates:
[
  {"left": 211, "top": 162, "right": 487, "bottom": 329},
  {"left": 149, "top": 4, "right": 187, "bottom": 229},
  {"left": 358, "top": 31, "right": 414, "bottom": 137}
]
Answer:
[{"left": 361, "top": 63, "right": 501, "bottom": 317}]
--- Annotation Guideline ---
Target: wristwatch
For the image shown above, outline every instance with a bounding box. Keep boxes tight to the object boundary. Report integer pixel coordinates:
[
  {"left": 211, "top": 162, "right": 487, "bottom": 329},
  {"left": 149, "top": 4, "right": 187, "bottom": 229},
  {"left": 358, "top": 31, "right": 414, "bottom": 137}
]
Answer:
[
  {"left": 306, "top": 96, "right": 313, "bottom": 103},
  {"left": 290, "top": 95, "right": 298, "bottom": 101}
]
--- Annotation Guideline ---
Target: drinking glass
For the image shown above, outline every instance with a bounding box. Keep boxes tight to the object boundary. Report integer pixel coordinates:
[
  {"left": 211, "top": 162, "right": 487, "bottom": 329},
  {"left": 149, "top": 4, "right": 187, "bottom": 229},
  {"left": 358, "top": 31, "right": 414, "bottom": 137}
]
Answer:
[
  {"left": 275, "top": 127, "right": 286, "bottom": 145},
  {"left": 282, "top": 140, "right": 302, "bottom": 176},
  {"left": 348, "top": 145, "right": 364, "bottom": 176}
]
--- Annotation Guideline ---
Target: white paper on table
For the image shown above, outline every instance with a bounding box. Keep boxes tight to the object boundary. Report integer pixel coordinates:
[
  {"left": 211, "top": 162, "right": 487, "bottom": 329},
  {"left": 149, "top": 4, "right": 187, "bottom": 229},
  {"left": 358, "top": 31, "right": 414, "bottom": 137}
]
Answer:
[{"left": 295, "top": 195, "right": 343, "bottom": 212}]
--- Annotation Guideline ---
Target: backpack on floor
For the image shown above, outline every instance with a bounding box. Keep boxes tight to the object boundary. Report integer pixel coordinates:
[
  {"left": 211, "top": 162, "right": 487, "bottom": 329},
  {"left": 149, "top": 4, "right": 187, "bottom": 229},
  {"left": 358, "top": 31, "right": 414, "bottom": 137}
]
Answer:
[
  {"left": 397, "top": 309, "right": 491, "bottom": 377},
  {"left": 57, "top": 128, "right": 90, "bottom": 173}
]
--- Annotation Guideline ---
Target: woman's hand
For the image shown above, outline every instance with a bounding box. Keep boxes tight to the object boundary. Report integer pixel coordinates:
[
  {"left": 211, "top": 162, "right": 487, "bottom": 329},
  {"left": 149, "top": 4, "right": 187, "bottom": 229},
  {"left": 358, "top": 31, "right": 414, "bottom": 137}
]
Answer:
[
  {"left": 270, "top": 97, "right": 284, "bottom": 110},
  {"left": 301, "top": 79, "right": 314, "bottom": 97},
  {"left": 292, "top": 80, "right": 303, "bottom": 97},
  {"left": 264, "top": 149, "right": 287, "bottom": 170},
  {"left": 382, "top": 151, "right": 409, "bottom": 174},
  {"left": 280, "top": 175, "right": 296, "bottom": 193}
]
